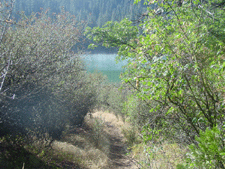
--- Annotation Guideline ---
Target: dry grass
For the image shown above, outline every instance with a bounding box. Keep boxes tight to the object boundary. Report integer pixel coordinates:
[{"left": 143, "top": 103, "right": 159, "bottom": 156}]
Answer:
[
  {"left": 17, "top": 110, "right": 131, "bottom": 169},
  {"left": 91, "top": 110, "right": 126, "bottom": 130},
  {"left": 130, "top": 141, "right": 188, "bottom": 169},
  {"left": 13, "top": 110, "right": 112, "bottom": 169},
  {"left": 90, "top": 110, "right": 187, "bottom": 169},
  {"left": 50, "top": 112, "right": 111, "bottom": 169},
  {"left": 91, "top": 110, "right": 139, "bottom": 169},
  {"left": 7, "top": 110, "right": 187, "bottom": 169},
  {"left": 91, "top": 110, "right": 131, "bottom": 142},
  {"left": 103, "top": 109, "right": 188, "bottom": 169},
  {"left": 50, "top": 109, "right": 137, "bottom": 169}
]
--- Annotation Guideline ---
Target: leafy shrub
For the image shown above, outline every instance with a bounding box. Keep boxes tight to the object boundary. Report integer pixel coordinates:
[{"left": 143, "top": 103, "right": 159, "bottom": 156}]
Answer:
[
  {"left": 91, "top": 118, "right": 105, "bottom": 147},
  {"left": 85, "top": 0, "right": 225, "bottom": 145},
  {"left": 60, "top": 72, "right": 107, "bottom": 126},
  {"left": 122, "top": 94, "right": 151, "bottom": 130},
  {"left": 122, "top": 126, "right": 138, "bottom": 146},
  {"left": 184, "top": 126, "right": 225, "bottom": 169},
  {"left": 0, "top": 4, "right": 102, "bottom": 145},
  {"left": 0, "top": 3, "right": 110, "bottom": 168},
  {"left": 95, "top": 81, "right": 131, "bottom": 119},
  {"left": 106, "top": 84, "right": 128, "bottom": 118}
]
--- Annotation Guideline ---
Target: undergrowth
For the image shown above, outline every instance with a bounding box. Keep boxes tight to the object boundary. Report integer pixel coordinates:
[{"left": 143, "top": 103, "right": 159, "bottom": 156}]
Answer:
[{"left": 0, "top": 112, "right": 112, "bottom": 169}]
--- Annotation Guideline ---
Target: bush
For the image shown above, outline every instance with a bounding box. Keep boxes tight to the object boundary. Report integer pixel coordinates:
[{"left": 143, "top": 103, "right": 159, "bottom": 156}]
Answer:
[
  {"left": 122, "top": 94, "right": 151, "bottom": 130},
  {"left": 95, "top": 81, "right": 131, "bottom": 120},
  {"left": 184, "top": 126, "right": 225, "bottom": 169},
  {"left": 0, "top": 4, "right": 102, "bottom": 145},
  {"left": 0, "top": 3, "right": 109, "bottom": 168},
  {"left": 85, "top": 0, "right": 225, "bottom": 145},
  {"left": 60, "top": 72, "right": 107, "bottom": 126}
]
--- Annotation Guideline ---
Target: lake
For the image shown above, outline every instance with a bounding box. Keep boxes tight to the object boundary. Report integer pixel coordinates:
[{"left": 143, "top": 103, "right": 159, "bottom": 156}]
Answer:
[{"left": 83, "top": 54, "right": 127, "bottom": 83}]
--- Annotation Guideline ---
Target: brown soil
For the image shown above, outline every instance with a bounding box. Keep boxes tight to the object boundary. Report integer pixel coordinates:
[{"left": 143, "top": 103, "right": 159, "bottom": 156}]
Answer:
[
  {"left": 92, "top": 111, "right": 139, "bottom": 169},
  {"left": 52, "top": 110, "right": 139, "bottom": 169}
]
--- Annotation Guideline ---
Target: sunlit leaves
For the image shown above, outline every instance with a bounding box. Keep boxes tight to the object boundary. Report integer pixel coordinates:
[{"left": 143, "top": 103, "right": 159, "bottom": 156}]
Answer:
[
  {"left": 187, "top": 126, "right": 225, "bottom": 168},
  {"left": 85, "top": 18, "right": 138, "bottom": 60},
  {"left": 86, "top": 0, "right": 225, "bottom": 149}
]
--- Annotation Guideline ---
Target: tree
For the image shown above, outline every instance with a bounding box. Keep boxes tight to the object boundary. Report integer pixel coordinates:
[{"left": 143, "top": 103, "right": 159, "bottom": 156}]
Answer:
[
  {"left": 85, "top": 0, "right": 225, "bottom": 167},
  {"left": 0, "top": 4, "right": 99, "bottom": 145},
  {"left": 12, "top": 0, "right": 147, "bottom": 27}
]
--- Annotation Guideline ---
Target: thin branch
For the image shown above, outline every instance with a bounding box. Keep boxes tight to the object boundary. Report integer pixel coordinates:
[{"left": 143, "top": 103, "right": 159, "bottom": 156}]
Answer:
[
  {"left": 0, "top": 60, "right": 10, "bottom": 92},
  {"left": 0, "top": 0, "right": 15, "bottom": 44},
  {"left": 166, "top": 1, "right": 189, "bottom": 41}
]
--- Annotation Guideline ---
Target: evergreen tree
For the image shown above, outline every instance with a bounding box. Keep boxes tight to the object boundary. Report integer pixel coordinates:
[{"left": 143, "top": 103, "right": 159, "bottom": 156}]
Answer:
[{"left": 12, "top": 0, "right": 147, "bottom": 27}]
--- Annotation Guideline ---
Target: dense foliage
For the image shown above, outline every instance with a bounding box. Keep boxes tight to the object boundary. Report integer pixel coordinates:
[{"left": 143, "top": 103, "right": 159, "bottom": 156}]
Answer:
[
  {"left": 0, "top": 0, "right": 103, "bottom": 145},
  {"left": 85, "top": 0, "right": 225, "bottom": 168},
  {"left": 186, "top": 126, "right": 225, "bottom": 168}
]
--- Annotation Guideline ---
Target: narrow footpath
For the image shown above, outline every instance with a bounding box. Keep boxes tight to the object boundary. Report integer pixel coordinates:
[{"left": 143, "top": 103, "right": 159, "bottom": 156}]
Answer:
[{"left": 92, "top": 111, "right": 139, "bottom": 169}]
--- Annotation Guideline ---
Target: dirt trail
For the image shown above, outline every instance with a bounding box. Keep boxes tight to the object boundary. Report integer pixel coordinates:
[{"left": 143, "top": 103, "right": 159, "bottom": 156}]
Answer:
[
  {"left": 92, "top": 111, "right": 139, "bottom": 169},
  {"left": 52, "top": 111, "right": 139, "bottom": 169}
]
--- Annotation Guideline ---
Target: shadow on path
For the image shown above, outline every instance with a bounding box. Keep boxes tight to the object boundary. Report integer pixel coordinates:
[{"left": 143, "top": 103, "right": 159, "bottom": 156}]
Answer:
[{"left": 105, "top": 121, "right": 138, "bottom": 169}]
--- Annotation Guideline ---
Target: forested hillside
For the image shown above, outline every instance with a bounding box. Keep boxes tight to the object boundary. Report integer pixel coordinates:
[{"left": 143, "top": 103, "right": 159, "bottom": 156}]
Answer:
[{"left": 13, "top": 0, "right": 147, "bottom": 27}]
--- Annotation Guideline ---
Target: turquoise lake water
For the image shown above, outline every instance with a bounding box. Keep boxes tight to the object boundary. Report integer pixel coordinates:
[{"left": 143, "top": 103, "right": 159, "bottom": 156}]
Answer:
[{"left": 83, "top": 54, "right": 127, "bottom": 83}]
